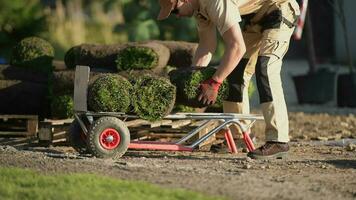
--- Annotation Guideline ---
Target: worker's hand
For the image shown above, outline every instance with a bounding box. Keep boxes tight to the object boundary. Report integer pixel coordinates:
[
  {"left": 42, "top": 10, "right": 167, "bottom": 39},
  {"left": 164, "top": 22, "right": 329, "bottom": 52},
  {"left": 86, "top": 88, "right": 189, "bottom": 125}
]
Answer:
[{"left": 198, "top": 78, "right": 222, "bottom": 105}]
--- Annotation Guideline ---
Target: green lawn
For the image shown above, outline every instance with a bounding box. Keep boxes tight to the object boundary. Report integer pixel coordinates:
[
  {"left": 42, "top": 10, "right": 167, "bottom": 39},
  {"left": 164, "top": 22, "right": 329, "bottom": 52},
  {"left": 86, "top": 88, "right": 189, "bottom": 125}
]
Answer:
[{"left": 0, "top": 167, "right": 224, "bottom": 200}]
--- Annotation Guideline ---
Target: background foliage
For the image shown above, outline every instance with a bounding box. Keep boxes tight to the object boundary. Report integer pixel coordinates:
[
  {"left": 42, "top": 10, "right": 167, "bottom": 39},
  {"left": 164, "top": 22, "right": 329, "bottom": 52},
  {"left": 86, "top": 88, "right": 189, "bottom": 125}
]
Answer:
[{"left": 0, "top": 0, "right": 206, "bottom": 63}]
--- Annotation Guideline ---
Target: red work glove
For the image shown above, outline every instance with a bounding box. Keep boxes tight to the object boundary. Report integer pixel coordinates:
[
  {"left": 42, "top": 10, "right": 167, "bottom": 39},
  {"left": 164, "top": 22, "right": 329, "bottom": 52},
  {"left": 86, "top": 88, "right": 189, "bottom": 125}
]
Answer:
[{"left": 198, "top": 78, "right": 222, "bottom": 105}]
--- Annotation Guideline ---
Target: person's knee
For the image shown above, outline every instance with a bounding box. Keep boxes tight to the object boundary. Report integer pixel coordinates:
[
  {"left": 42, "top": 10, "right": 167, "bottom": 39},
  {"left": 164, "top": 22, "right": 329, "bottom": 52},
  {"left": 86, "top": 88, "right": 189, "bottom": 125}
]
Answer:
[
  {"left": 226, "top": 58, "right": 249, "bottom": 102},
  {"left": 255, "top": 56, "right": 273, "bottom": 103}
]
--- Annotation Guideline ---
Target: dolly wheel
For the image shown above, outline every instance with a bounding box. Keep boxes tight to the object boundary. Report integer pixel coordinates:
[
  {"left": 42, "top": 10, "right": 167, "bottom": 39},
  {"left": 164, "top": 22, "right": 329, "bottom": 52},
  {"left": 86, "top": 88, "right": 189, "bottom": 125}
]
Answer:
[
  {"left": 67, "top": 119, "right": 89, "bottom": 154},
  {"left": 87, "top": 117, "right": 130, "bottom": 159}
]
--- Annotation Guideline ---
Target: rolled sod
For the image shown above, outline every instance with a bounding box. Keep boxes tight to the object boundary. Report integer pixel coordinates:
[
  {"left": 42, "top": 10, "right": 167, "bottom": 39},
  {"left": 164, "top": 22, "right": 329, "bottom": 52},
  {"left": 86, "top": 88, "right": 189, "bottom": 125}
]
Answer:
[
  {"left": 116, "top": 42, "right": 170, "bottom": 75},
  {"left": 169, "top": 67, "right": 229, "bottom": 108},
  {"left": 64, "top": 42, "right": 169, "bottom": 74},
  {"left": 10, "top": 37, "right": 54, "bottom": 73},
  {"left": 64, "top": 44, "right": 124, "bottom": 70},
  {"left": 88, "top": 74, "right": 132, "bottom": 113},
  {"left": 51, "top": 95, "right": 74, "bottom": 119},
  {"left": 152, "top": 40, "right": 198, "bottom": 68},
  {"left": 0, "top": 65, "right": 49, "bottom": 84},
  {"left": 52, "top": 70, "right": 105, "bottom": 96},
  {"left": 131, "top": 75, "right": 176, "bottom": 121},
  {"left": 0, "top": 80, "right": 49, "bottom": 116}
]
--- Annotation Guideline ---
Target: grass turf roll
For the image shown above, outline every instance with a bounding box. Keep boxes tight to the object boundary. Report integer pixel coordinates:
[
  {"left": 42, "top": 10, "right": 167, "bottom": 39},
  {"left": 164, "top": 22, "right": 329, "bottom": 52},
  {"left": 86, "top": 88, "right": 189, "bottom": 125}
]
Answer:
[
  {"left": 116, "top": 46, "right": 158, "bottom": 71},
  {"left": 10, "top": 37, "right": 54, "bottom": 73},
  {"left": 51, "top": 95, "right": 74, "bottom": 119},
  {"left": 169, "top": 67, "right": 229, "bottom": 108},
  {"left": 152, "top": 40, "right": 198, "bottom": 68},
  {"left": 131, "top": 75, "right": 176, "bottom": 121},
  {"left": 64, "top": 44, "right": 124, "bottom": 70},
  {"left": 88, "top": 74, "right": 132, "bottom": 113},
  {"left": 116, "top": 42, "right": 170, "bottom": 75}
]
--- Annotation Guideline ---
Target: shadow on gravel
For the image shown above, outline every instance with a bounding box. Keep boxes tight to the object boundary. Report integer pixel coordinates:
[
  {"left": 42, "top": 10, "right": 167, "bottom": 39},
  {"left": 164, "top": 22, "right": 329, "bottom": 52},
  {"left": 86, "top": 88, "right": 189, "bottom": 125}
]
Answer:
[
  {"left": 124, "top": 151, "right": 245, "bottom": 161},
  {"left": 325, "top": 160, "right": 356, "bottom": 169}
]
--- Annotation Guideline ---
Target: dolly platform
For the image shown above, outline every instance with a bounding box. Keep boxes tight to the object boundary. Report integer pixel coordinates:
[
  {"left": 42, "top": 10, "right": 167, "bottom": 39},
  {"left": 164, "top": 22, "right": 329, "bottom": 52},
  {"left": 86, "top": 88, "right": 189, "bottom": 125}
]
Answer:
[{"left": 69, "top": 66, "right": 264, "bottom": 159}]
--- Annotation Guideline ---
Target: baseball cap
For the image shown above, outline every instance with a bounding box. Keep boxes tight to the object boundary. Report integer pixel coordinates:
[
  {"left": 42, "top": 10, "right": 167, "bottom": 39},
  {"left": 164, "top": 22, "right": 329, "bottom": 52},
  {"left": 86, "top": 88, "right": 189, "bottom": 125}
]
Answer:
[{"left": 157, "top": 0, "right": 176, "bottom": 20}]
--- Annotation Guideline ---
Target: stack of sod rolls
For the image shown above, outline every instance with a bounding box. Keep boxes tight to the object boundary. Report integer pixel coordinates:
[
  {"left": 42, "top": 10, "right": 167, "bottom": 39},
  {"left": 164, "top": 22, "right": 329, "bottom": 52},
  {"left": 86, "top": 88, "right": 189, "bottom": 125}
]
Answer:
[
  {"left": 64, "top": 41, "right": 170, "bottom": 75},
  {"left": 169, "top": 67, "right": 229, "bottom": 108},
  {"left": 87, "top": 73, "right": 176, "bottom": 121},
  {"left": 0, "top": 37, "right": 54, "bottom": 117}
]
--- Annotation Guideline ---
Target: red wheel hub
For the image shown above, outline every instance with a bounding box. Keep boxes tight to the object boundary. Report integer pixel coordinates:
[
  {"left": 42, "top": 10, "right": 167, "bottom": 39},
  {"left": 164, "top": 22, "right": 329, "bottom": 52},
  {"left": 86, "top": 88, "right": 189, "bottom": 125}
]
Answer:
[{"left": 99, "top": 128, "right": 121, "bottom": 150}]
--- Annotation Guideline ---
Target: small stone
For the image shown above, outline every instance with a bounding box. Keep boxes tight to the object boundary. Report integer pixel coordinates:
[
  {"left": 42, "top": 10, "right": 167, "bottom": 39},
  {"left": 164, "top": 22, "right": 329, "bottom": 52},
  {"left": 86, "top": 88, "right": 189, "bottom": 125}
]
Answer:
[
  {"left": 245, "top": 157, "right": 253, "bottom": 162},
  {"left": 346, "top": 144, "right": 356, "bottom": 151},
  {"left": 243, "top": 164, "right": 251, "bottom": 169},
  {"left": 261, "top": 165, "right": 266, "bottom": 169},
  {"left": 328, "top": 134, "right": 343, "bottom": 140},
  {"left": 340, "top": 122, "right": 349, "bottom": 127},
  {"left": 315, "top": 136, "right": 328, "bottom": 141},
  {"left": 321, "top": 165, "right": 327, "bottom": 169},
  {"left": 297, "top": 135, "right": 308, "bottom": 140}
]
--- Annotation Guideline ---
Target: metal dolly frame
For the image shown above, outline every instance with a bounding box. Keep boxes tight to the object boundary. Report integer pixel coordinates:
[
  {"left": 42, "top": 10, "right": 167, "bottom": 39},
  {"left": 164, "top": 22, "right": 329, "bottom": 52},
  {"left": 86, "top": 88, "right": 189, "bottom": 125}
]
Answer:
[{"left": 72, "top": 66, "right": 264, "bottom": 158}]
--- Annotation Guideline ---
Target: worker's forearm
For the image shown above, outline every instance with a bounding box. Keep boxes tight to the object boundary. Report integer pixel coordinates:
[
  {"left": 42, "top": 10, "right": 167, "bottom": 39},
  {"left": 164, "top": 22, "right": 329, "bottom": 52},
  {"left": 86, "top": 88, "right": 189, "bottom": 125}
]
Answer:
[
  {"left": 212, "top": 44, "right": 246, "bottom": 82},
  {"left": 192, "top": 45, "right": 214, "bottom": 67}
]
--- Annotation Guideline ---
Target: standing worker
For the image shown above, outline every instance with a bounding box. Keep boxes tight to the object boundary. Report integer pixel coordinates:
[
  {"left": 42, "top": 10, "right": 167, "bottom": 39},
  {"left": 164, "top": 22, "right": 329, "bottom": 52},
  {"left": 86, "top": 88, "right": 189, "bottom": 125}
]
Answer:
[{"left": 157, "top": 0, "right": 300, "bottom": 159}]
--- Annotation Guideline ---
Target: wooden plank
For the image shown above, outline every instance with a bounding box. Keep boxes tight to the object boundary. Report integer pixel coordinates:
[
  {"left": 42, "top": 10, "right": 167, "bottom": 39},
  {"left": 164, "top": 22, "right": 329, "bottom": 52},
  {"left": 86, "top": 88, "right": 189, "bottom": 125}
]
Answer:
[
  {"left": 130, "top": 127, "right": 191, "bottom": 133},
  {"left": 188, "top": 121, "right": 218, "bottom": 150},
  {"left": 125, "top": 119, "right": 150, "bottom": 127},
  {"left": 135, "top": 133, "right": 185, "bottom": 138},
  {"left": 143, "top": 120, "right": 173, "bottom": 128},
  {"left": 0, "top": 115, "right": 38, "bottom": 120},
  {"left": 43, "top": 119, "right": 73, "bottom": 125},
  {"left": 162, "top": 120, "right": 191, "bottom": 129},
  {"left": 0, "top": 131, "right": 29, "bottom": 136},
  {"left": 26, "top": 119, "right": 38, "bottom": 137},
  {"left": 74, "top": 65, "right": 90, "bottom": 112}
]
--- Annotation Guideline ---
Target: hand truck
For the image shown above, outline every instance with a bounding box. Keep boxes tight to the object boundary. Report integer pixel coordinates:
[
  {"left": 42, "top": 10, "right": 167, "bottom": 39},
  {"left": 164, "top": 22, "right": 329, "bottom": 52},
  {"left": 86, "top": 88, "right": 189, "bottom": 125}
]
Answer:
[{"left": 69, "top": 66, "right": 264, "bottom": 159}]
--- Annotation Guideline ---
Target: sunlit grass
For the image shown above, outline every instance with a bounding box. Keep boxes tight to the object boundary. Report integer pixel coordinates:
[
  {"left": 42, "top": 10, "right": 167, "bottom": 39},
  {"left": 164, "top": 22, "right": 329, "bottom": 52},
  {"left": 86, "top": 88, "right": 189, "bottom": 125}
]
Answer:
[{"left": 0, "top": 167, "right": 225, "bottom": 200}]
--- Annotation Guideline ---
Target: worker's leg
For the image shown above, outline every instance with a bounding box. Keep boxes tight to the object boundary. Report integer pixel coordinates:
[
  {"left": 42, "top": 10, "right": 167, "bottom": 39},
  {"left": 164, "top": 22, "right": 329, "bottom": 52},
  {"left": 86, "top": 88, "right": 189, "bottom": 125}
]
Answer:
[
  {"left": 248, "top": 0, "right": 300, "bottom": 159},
  {"left": 223, "top": 26, "right": 262, "bottom": 135}
]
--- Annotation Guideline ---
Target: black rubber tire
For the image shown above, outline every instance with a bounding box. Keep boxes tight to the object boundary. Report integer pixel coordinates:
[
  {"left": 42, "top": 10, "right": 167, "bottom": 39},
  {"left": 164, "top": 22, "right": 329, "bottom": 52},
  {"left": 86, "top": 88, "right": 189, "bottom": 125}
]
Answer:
[
  {"left": 87, "top": 117, "right": 130, "bottom": 159},
  {"left": 67, "top": 119, "right": 89, "bottom": 154}
]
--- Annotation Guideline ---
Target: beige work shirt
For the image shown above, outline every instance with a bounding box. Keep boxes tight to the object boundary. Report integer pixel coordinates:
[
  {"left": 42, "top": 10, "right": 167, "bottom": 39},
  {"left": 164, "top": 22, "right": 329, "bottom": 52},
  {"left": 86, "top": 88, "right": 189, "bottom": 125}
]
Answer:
[{"left": 195, "top": 0, "right": 290, "bottom": 35}]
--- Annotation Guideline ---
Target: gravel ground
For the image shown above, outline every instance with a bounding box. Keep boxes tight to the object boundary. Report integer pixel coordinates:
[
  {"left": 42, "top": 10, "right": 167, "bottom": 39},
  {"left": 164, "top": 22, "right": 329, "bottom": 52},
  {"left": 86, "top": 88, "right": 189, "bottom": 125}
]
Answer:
[{"left": 1, "top": 111, "right": 356, "bottom": 200}]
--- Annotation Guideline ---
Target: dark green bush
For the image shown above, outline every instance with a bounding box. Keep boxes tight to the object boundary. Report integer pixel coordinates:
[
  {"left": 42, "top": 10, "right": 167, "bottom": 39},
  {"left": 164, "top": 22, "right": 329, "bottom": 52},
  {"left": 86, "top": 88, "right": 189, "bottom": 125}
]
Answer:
[
  {"left": 10, "top": 37, "right": 54, "bottom": 73},
  {"left": 51, "top": 95, "right": 74, "bottom": 119},
  {"left": 131, "top": 75, "right": 176, "bottom": 121},
  {"left": 88, "top": 74, "right": 132, "bottom": 113},
  {"left": 116, "top": 46, "right": 158, "bottom": 71},
  {"left": 170, "top": 67, "right": 229, "bottom": 107}
]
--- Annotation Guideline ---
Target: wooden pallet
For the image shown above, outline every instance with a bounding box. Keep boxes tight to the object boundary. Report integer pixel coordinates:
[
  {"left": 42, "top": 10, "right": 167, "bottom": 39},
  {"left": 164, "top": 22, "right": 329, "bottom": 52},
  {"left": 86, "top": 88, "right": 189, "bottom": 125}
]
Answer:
[
  {"left": 38, "top": 119, "right": 73, "bottom": 145},
  {"left": 0, "top": 115, "right": 38, "bottom": 137}
]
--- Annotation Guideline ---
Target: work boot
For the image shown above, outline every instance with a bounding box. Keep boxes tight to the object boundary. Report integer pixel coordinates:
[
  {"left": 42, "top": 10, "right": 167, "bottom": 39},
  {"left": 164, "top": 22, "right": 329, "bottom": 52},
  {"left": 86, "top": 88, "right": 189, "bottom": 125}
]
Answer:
[{"left": 247, "top": 141, "right": 289, "bottom": 160}]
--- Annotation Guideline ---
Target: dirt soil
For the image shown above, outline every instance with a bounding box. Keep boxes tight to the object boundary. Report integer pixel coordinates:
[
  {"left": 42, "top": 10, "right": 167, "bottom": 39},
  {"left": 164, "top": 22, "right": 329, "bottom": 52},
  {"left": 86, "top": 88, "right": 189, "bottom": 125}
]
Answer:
[{"left": 1, "top": 111, "right": 356, "bottom": 200}]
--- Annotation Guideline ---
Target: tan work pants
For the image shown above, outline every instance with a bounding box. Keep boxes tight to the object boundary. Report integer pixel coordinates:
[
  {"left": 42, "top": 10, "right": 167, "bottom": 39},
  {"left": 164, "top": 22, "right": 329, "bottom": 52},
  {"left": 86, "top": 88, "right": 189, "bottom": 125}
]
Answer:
[{"left": 224, "top": 0, "right": 300, "bottom": 143}]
